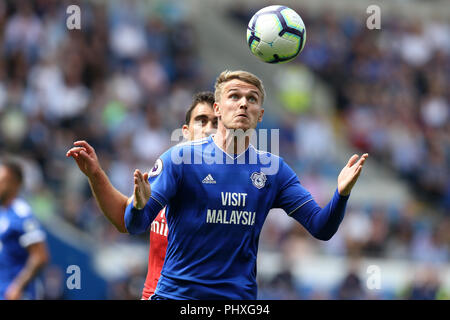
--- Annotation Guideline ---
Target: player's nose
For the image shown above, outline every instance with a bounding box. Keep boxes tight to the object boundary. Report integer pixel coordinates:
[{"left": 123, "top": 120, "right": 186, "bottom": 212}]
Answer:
[{"left": 238, "top": 97, "right": 249, "bottom": 109}]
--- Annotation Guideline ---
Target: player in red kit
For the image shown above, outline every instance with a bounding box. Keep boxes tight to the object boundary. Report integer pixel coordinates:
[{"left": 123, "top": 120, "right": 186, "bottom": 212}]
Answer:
[
  {"left": 66, "top": 92, "right": 217, "bottom": 299},
  {"left": 142, "top": 208, "right": 167, "bottom": 299}
]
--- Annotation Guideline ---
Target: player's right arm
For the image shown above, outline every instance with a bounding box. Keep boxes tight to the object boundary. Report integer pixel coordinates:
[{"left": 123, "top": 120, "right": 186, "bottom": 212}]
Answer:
[
  {"left": 66, "top": 140, "right": 129, "bottom": 233},
  {"left": 132, "top": 169, "right": 151, "bottom": 210}
]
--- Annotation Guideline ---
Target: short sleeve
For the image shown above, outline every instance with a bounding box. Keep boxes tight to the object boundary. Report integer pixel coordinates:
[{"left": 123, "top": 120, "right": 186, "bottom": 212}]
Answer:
[
  {"left": 147, "top": 147, "right": 182, "bottom": 207},
  {"left": 18, "top": 216, "right": 46, "bottom": 248},
  {"left": 272, "top": 159, "right": 313, "bottom": 215}
]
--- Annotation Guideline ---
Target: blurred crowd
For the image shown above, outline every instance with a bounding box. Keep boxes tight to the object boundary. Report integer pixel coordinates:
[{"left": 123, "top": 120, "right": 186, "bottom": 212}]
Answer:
[
  {"left": 0, "top": 0, "right": 206, "bottom": 299},
  {"left": 301, "top": 11, "right": 449, "bottom": 211},
  {"left": 0, "top": 0, "right": 205, "bottom": 241},
  {"left": 0, "top": 0, "right": 448, "bottom": 299}
]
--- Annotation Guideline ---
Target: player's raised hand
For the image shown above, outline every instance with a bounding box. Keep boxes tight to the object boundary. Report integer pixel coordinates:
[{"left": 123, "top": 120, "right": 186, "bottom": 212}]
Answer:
[
  {"left": 133, "top": 169, "right": 151, "bottom": 210},
  {"left": 66, "top": 140, "right": 101, "bottom": 178},
  {"left": 337, "top": 153, "right": 369, "bottom": 196}
]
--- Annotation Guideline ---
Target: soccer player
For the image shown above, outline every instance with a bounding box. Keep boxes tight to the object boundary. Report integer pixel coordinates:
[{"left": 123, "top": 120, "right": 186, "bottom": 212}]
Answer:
[
  {"left": 125, "top": 70, "right": 369, "bottom": 300},
  {"left": 0, "top": 160, "right": 49, "bottom": 300},
  {"left": 66, "top": 92, "right": 217, "bottom": 299}
]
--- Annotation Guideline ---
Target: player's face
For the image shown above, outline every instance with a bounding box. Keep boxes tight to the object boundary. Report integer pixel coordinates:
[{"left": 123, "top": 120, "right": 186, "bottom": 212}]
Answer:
[
  {"left": 183, "top": 102, "right": 218, "bottom": 141},
  {"left": 214, "top": 79, "right": 264, "bottom": 131}
]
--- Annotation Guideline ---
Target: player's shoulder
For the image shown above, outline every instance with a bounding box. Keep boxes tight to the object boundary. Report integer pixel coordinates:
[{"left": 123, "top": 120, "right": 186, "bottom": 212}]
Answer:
[
  {"left": 160, "top": 136, "right": 211, "bottom": 161},
  {"left": 149, "top": 137, "right": 212, "bottom": 176},
  {"left": 249, "top": 144, "right": 295, "bottom": 179},
  {"left": 174, "top": 136, "right": 211, "bottom": 149},
  {"left": 10, "top": 198, "right": 33, "bottom": 219},
  {"left": 249, "top": 144, "right": 283, "bottom": 162}
]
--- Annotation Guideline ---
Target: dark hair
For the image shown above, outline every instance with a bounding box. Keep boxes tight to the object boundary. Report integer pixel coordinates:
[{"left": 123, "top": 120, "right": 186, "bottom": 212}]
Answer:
[
  {"left": 2, "top": 159, "right": 23, "bottom": 186},
  {"left": 184, "top": 91, "right": 215, "bottom": 125}
]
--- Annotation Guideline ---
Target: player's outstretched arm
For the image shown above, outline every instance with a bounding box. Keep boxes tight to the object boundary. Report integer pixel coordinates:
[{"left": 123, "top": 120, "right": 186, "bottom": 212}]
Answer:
[
  {"left": 66, "top": 140, "right": 128, "bottom": 233},
  {"left": 289, "top": 153, "right": 368, "bottom": 241},
  {"left": 124, "top": 169, "right": 164, "bottom": 235}
]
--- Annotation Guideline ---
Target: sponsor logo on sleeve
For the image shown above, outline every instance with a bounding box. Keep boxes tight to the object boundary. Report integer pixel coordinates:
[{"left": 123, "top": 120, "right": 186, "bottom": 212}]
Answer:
[{"left": 149, "top": 159, "right": 163, "bottom": 177}]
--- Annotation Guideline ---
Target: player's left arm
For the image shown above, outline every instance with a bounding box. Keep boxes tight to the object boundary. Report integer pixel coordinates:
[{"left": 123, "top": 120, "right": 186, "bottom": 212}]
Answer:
[
  {"left": 5, "top": 241, "right": 49, "bottom": 300},
  {"left": 276, "top": 153, "right": 368, "bottom": 241}
]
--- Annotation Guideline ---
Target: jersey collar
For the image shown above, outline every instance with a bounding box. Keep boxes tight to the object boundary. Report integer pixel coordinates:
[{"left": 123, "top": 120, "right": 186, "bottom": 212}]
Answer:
[{"left": 209, "top": 134, "right": 252, "bottom": 161}]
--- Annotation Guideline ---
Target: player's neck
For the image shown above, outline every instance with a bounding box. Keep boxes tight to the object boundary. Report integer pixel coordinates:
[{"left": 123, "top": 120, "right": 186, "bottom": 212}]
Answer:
[
  {"left": 0, "top": 194, "right": 16, "bottom": 208},
  {"left": 214, "top": 126, "right": 250, "bottom": 155}
]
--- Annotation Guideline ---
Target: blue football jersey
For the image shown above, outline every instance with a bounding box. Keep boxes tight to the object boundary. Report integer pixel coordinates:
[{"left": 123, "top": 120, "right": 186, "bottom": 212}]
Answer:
[
  {"left": 0, "top": 199, "right": 46, "bottom": 300},
  {"left": 148, "top": 135, "right": 313, "bottom": 299}
]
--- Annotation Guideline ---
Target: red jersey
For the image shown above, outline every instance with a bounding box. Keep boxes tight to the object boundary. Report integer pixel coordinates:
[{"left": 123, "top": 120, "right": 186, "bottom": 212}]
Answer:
[{"left": 141, "top": 207, "right": 168, "bottom": 300}]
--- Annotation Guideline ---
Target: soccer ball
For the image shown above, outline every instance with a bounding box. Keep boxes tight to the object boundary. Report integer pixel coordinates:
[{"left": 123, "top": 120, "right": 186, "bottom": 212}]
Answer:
[{"left": 247, "top": 5, "right": 306, "bottom": 64}]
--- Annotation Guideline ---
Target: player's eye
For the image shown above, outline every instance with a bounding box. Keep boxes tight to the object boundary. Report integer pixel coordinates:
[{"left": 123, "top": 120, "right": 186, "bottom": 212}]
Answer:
[
  {"left": 194, "top": 118, "right": 206, "bottom": 126},
  {"left": 230, "top": 94, "right": 239, "bottom": 99},
  {"left": 248, "top": 96, "right": 257, "bottom": 103},
  {"left": 196, "top": 118, "right": 207, "bottom": 125}
]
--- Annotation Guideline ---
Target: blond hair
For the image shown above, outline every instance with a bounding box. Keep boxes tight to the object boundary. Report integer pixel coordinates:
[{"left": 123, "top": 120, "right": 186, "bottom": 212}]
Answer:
[{"left": 214, "top": 70, "right": 265, "bottom": 105}]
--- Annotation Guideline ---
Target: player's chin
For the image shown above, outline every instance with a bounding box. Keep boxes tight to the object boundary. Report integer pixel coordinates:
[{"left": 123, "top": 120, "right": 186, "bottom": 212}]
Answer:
[
  {"left": 229, "top": 125, "right": 253, "bottom": 132},
  {"left": 230, "top": 120, "right": 255, "bottom": 131}
]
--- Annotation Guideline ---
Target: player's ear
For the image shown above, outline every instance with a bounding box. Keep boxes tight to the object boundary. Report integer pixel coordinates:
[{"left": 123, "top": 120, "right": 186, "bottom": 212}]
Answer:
[
  {"left": 182, "top": 124, "right": 190, "bottom": 139},
  {"left": 258, "top": 108, "right": 264, "bottom": 122},
  {"left": 213, "top": 102, "right": 221, "bottom": 117}
]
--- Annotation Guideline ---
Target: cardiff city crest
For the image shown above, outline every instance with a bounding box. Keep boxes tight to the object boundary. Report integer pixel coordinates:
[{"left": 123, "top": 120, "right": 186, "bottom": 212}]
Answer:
[{"left": 251, "top": 172, "right": 267, "bottom": 189}]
